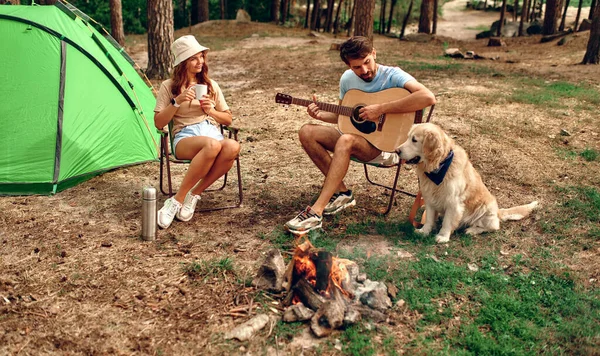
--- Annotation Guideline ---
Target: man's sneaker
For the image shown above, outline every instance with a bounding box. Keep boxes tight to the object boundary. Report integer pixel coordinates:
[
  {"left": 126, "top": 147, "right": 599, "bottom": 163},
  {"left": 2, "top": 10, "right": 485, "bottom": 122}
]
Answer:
[
  {"left": 176, "top": 192, "right": 201, "bottom": 222},
  {"left": 323, "top": 190, "right": 356, "bottom": 215},
  {"left": 285, "top": 206, "right": 323, "bottom": 234},
  {"left": 157, "top": 198, "right": 182, "bottom": 229}
]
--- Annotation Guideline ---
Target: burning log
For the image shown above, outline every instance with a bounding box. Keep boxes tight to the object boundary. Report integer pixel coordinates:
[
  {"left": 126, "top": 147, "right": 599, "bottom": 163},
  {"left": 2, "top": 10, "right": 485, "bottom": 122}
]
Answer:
[
  {"left": 291, "top": 278, "right": 325, "bottom": 310},
  {"left": 252, "top": 249, "right": 286, "bottom": 292},
  {"left": 313, "top": 250, "right": 332, "bottom": 293},
  {"left": 279, "top": 240, "right": 392, "bottom": 337},
  {"left": 310, "top": 287, "right": 346, "bottom": 337}
]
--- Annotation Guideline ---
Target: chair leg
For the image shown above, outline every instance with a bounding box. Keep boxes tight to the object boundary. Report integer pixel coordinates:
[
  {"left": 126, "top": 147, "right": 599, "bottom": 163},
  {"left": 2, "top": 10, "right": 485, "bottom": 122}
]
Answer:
[
  {"left": 363, "top": 163, "right": 417, "bottom": 215},
  {"left": 159, "top": 136, "right": 174, "bottom": 196},
  {"left": 198, "top": 154, "right": 243, "bottom": 212}
]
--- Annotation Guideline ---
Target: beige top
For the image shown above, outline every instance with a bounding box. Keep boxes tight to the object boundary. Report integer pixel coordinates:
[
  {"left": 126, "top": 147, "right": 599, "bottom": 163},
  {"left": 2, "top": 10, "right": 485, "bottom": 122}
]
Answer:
[{"left": 154, "top": 78, "right": 230, "bottom": 135}]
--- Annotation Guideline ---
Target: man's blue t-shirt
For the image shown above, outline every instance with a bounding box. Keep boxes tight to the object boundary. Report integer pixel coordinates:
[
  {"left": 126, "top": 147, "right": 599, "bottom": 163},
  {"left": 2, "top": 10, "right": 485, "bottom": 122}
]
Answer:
[{"left": 339, "top": 64, "right": 415, "bottom": 100}]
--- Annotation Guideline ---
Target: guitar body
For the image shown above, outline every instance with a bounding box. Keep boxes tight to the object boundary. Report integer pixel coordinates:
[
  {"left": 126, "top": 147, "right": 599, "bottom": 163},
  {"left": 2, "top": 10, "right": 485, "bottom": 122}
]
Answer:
[{"left": 338, "top": 88, "right": 416, "bottom": 152}]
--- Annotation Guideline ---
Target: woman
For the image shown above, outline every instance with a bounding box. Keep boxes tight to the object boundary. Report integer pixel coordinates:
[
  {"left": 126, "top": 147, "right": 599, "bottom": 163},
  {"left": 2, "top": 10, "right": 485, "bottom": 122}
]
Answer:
[{"left": 154, "top": 35, "right": 240, "bottom": 229}]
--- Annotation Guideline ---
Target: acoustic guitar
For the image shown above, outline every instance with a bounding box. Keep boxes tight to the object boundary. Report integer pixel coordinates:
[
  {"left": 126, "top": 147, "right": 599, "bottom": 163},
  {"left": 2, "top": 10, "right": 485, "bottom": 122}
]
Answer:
[{"left": 275, "top": 88, "right": 421, "bottom": 152}]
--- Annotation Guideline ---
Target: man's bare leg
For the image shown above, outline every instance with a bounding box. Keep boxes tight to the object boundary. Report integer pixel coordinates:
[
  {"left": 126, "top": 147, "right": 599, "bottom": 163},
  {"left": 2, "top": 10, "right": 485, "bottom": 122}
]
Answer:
[
  {"left": 310, "top": 134, "right": 381, "bottom": 215},
  {"left": 298, "top": 124, "right": 347, "bottom": 192}
]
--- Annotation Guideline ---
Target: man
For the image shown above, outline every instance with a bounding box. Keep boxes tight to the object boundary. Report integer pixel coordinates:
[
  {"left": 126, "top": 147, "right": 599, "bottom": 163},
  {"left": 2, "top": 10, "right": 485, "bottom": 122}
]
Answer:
[{"left": 284, "top": 36, "right": 436, "bottom": 234}]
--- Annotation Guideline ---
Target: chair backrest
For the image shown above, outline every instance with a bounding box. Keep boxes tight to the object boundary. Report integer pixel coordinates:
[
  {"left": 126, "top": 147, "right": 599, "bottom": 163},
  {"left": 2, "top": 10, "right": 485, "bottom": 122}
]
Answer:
[{"left": 416, "top": 105, "right": 435, "bottom": 124}]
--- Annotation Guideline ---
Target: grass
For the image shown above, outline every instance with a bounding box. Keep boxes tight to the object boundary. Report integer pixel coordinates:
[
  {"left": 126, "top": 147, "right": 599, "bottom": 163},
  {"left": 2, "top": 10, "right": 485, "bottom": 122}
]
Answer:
[
  {"left": 509, "top": 79, "right": 600, "bottom": 110},
  {"left": 580, "top": 148, "right": 599, "bottom": 162},
  {"left": 263, "top": 184, "right": 600, "bottom": 353},
  {"left": 182, "top": 256, "right": 236, "bottom": 281}
]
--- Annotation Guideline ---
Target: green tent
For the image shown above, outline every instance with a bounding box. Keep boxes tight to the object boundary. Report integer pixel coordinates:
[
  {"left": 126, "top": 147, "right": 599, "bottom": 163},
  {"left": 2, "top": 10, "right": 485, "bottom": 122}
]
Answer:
[{"left": 0, "top": 1, "right": 159, "bottom": 195}]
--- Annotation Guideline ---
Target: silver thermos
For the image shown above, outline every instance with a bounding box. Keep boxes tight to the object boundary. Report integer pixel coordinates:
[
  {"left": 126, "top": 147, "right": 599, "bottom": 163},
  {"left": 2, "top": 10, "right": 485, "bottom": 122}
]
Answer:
[{"left": 142, "top": 187, "right": 157, "bottom": 241}]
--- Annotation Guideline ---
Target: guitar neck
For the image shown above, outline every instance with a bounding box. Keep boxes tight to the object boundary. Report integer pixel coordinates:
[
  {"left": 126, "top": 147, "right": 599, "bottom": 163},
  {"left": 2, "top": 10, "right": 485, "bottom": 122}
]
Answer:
[{"left": 289, "top": 97, "right": 353, "bottom": 117}]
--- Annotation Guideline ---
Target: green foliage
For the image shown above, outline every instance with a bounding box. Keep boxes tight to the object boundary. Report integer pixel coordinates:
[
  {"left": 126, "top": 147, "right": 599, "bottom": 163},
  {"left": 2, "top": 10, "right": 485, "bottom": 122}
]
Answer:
[
  {"left": 269, "top": 321, "right": 304, "bottom": 342},
  {"left": 182, "top": 256, "right": 235, "bottom": 281},
  {"left": 340, "top": 325, "right": 377, "bottom": 356},
  {"left": 559, "top": 186, "right": 600, "bottom": 223},
  {"left": 67, "top": 0, "right": 148, "bottom": 34},
  {"left": 510, "top": 80, "right": 600, "bottom": 109},
  {"left": 580, "top": 148, "right": 599, "bottom": 162}
]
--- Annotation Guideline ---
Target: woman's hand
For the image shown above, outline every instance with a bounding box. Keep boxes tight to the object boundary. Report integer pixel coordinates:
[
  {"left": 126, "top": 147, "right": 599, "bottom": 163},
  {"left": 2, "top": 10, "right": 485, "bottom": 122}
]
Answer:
[
  {"left": 175, "top": 85, "right": 196, "bottom": 105},
  {"left": 200, "top": 95, "right": 216, "bottom": 115}
]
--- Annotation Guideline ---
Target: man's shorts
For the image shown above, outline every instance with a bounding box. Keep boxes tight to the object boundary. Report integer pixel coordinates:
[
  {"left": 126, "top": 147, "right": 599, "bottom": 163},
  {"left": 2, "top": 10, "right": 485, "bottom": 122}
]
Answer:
[
  {"left": 173, "top": 121, "right": 224, "bottom": 154},
  {"left": 366, "top": 151, "right": 400, "bottom": 166},
  {"left": 336, "top": 128, "right": 400, "bottom": 166}
]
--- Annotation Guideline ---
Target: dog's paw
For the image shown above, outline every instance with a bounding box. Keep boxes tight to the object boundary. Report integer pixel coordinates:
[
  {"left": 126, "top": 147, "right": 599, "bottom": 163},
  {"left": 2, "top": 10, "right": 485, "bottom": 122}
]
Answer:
[
  {"left": 416, "top": 227, "right": 432, "bottom": 235},
  {"left": 435, "top": 234, "right": 450, "bottom": 244}
]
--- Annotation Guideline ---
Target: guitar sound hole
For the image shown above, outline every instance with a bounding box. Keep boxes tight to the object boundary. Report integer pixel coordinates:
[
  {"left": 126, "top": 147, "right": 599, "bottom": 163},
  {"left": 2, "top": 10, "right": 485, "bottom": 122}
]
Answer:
[{"left": 351, "top": 105, "right": 376, "bottom": 134}]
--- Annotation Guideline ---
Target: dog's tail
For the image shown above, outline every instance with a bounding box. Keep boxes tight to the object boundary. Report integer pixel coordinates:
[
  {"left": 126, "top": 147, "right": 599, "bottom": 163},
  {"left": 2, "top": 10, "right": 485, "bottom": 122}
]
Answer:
[{"left": 498, "top": 201, "right": 539, "bottom": 222}]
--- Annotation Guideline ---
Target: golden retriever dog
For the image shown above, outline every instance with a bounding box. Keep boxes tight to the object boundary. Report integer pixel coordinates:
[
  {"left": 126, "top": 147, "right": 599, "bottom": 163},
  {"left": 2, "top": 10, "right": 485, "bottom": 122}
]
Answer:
[{"left": 396, "top": 123, "right": 538, "bottom": 243}]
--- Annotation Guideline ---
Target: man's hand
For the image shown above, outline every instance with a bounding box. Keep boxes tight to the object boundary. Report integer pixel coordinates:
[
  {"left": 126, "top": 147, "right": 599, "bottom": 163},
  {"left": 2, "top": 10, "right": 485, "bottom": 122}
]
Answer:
[
  {"left": 359, "top": 104, "right": 384, "bottom": 122},
  {"left": 307, "top": 94, "right": 322, "bottom": 120}
]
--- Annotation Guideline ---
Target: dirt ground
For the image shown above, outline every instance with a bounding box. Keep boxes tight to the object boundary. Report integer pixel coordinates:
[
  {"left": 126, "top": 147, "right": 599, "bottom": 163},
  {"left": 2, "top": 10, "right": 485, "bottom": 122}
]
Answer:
[{"left": 1, "top": 1, "right": 599, "bottom": 354}]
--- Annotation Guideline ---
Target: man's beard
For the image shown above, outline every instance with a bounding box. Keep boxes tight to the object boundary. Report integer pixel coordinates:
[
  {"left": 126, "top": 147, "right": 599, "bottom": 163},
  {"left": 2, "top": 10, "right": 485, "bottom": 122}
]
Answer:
[{"left": 360, "top": 72, "right": 374, "bottom": 82}]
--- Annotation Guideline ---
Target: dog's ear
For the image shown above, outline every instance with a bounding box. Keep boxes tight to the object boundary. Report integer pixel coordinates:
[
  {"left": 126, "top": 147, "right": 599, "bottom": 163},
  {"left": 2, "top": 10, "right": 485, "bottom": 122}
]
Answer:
[{"left": 423, "top": 127, "right": 450, "bottom": 172}]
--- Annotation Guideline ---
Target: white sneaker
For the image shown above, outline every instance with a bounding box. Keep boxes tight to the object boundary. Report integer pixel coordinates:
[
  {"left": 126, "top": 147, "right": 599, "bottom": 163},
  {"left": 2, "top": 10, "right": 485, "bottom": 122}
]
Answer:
[
  {"left": 157, "top": 198, "right": 182, "bottom": 229},
  {"left": 176, "top": 192, "right": 201, "bottom": 222},
  {"left": 323, "top": 190, "right": 356, "bottom": 215}
]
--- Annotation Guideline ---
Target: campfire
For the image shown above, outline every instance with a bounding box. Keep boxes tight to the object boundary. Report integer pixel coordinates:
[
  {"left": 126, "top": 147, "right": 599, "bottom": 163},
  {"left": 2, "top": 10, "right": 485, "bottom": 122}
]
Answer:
[{"left": 253, "top": 239, "right": 393, "bottom": 337}]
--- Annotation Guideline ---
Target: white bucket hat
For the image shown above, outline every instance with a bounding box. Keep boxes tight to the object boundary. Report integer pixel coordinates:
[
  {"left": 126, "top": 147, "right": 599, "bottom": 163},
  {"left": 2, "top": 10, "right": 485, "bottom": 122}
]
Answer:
[{"left": 171, "top": 35, "right": 209, "bottom": 67}]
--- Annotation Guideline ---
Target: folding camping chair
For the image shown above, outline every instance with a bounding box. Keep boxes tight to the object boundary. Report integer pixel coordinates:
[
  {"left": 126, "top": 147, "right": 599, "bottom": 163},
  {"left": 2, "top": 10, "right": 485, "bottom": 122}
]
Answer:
[
  {"left": 354, "top": 104, "right": 435, "bottom": 216},
  {"left": 158, "top": 121, "right": 243, "bottom": 212}
]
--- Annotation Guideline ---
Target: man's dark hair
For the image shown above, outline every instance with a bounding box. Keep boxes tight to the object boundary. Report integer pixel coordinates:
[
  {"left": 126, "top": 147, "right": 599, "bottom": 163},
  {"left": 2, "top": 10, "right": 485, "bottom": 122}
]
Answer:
[{"left": 339, "top": 36, "right": 374, "bottom": 65}]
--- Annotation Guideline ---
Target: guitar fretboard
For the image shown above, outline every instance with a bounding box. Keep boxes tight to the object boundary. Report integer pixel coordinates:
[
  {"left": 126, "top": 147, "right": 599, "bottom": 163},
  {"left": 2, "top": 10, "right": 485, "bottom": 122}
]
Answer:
[{"left": 290, "top": 97, "right": 354, "bottom": 117}]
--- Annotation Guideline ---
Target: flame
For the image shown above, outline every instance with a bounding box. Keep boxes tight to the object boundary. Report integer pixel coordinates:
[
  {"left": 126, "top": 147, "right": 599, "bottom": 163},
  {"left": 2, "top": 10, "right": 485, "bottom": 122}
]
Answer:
[
  {"left": 289, "top": 239, "right": 352, "bottom": 299},
  {"left": 293, "top": 253, "right": 316, "bottom": 287}
]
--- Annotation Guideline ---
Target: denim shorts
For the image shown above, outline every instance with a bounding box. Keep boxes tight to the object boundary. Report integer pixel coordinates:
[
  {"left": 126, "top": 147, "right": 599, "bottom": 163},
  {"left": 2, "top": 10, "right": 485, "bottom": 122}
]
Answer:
[{"left": 173, "top": 121, "right": 224, "bottom": 154}]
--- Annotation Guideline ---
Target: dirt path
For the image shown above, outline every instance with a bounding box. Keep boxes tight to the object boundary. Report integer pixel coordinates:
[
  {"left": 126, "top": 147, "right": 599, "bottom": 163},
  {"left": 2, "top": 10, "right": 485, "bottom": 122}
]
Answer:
[
  {"left": 437, "top": 0, "right": 499, "bottom": 40},
  {"left": 436, "top": 0, "right": 589, "bottom": 41}
]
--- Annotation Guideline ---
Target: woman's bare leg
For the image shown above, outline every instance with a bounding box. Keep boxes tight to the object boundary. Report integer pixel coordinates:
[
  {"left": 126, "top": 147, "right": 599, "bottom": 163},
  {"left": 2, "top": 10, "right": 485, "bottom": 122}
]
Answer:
[
  {"left": 173, "top": 136, "right": 222, "bottom": 203},
  {"left": 191, "top": 139, "right": 240, "bottom": 195}
]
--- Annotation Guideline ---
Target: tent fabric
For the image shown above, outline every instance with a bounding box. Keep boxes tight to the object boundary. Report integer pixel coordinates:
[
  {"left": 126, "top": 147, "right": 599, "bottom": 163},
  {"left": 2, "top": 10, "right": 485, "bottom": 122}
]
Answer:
[{"left": 0, "top": 2, "right": 159, "bottom": 195}]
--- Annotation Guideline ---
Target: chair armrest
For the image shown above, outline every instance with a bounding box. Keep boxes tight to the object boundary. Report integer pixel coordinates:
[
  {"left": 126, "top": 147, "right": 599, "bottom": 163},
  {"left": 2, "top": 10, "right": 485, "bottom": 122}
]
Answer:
[{"left": 222, "top": 125, "right": 240, "bottom": 134}]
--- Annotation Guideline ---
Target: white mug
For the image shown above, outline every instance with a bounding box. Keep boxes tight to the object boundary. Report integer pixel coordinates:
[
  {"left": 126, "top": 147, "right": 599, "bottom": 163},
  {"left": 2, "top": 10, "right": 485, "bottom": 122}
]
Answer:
[{"left": 195, "top": 84, "right": 208, "bottom": 100}]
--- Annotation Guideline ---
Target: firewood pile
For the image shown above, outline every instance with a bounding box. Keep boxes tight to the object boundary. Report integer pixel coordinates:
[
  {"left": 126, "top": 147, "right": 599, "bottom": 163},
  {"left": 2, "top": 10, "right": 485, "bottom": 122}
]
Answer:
[{"left": 251, "top": 240, "right": 394, "bottom": 338}]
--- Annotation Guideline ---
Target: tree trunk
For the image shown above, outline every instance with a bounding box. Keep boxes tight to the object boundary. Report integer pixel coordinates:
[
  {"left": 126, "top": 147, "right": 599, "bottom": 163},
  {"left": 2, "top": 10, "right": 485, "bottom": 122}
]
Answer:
[
  {"left": 542, "top": 0, "right": 563, "bottom": 35},
  {"left": 387, "top": 0, "right": 398, "bottom": 33},
  {"left": 432, "top": 0, "right": 438, "bottom": 34},
  {"left": 574, "top": 0, "right": 583, "bottom": 30},
  {"left": 272, "top": 0, "right": 280, "bottom": 22},
  {"left": 514, "top": 0, "right": 519, "bottom": 21},
  {"left": 347, "top": 0, "right": 356, "bottom": 36},
  {"left": 220, "top": 0, "right": 226, "bottom": 19},
  {"left": 333, "top": 0, "right": 345, "bottom": 34},
  {"left": 559, "top": 0, "right": 571, "bottom": 30},
  {"left": 354, "top": 0, "right": 375, "bottom": 38},
  {"left": 325, "top": 0, "right": 336, "bottom": 32},
  {"left": 281, "top": 0, "right": 290, "bottom": 23},
  {"left": 379, "top": 0, "right": 387, "bottom": 34},
  {"left": 305, "top": 0, "right": 311, "bottom": 28},
  {"left": 401, "top": 0, "right": 414, "bottom": 38},
  {"left": 590, "top": 0, "right": 597, "bottom": 20},
  {"left": 582, "top": 3, "right": 600, "bottom": 63},
  {"left": 529, "top": 0, "right": 537, "bottom": 21},
  {"left": 146, "top": 0, "right": 174, "bottom": 80},
  {"left": 198, "top": 0, "right": 209, "bottom": 23},
  {"left": 519, "top": 0, "right": 529, "bottom": 35},
  {"left": 109, "top": 0, "right": 126, "bottom": 46},
  {"left": 311, "top": 0, "right": 321, "bottom": 30},
  {"left": 497, "top": 0, "right": 507, "bottom": 36},
  {"left": 418, "top": 0, "right": 433, "bottom": 33}
]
